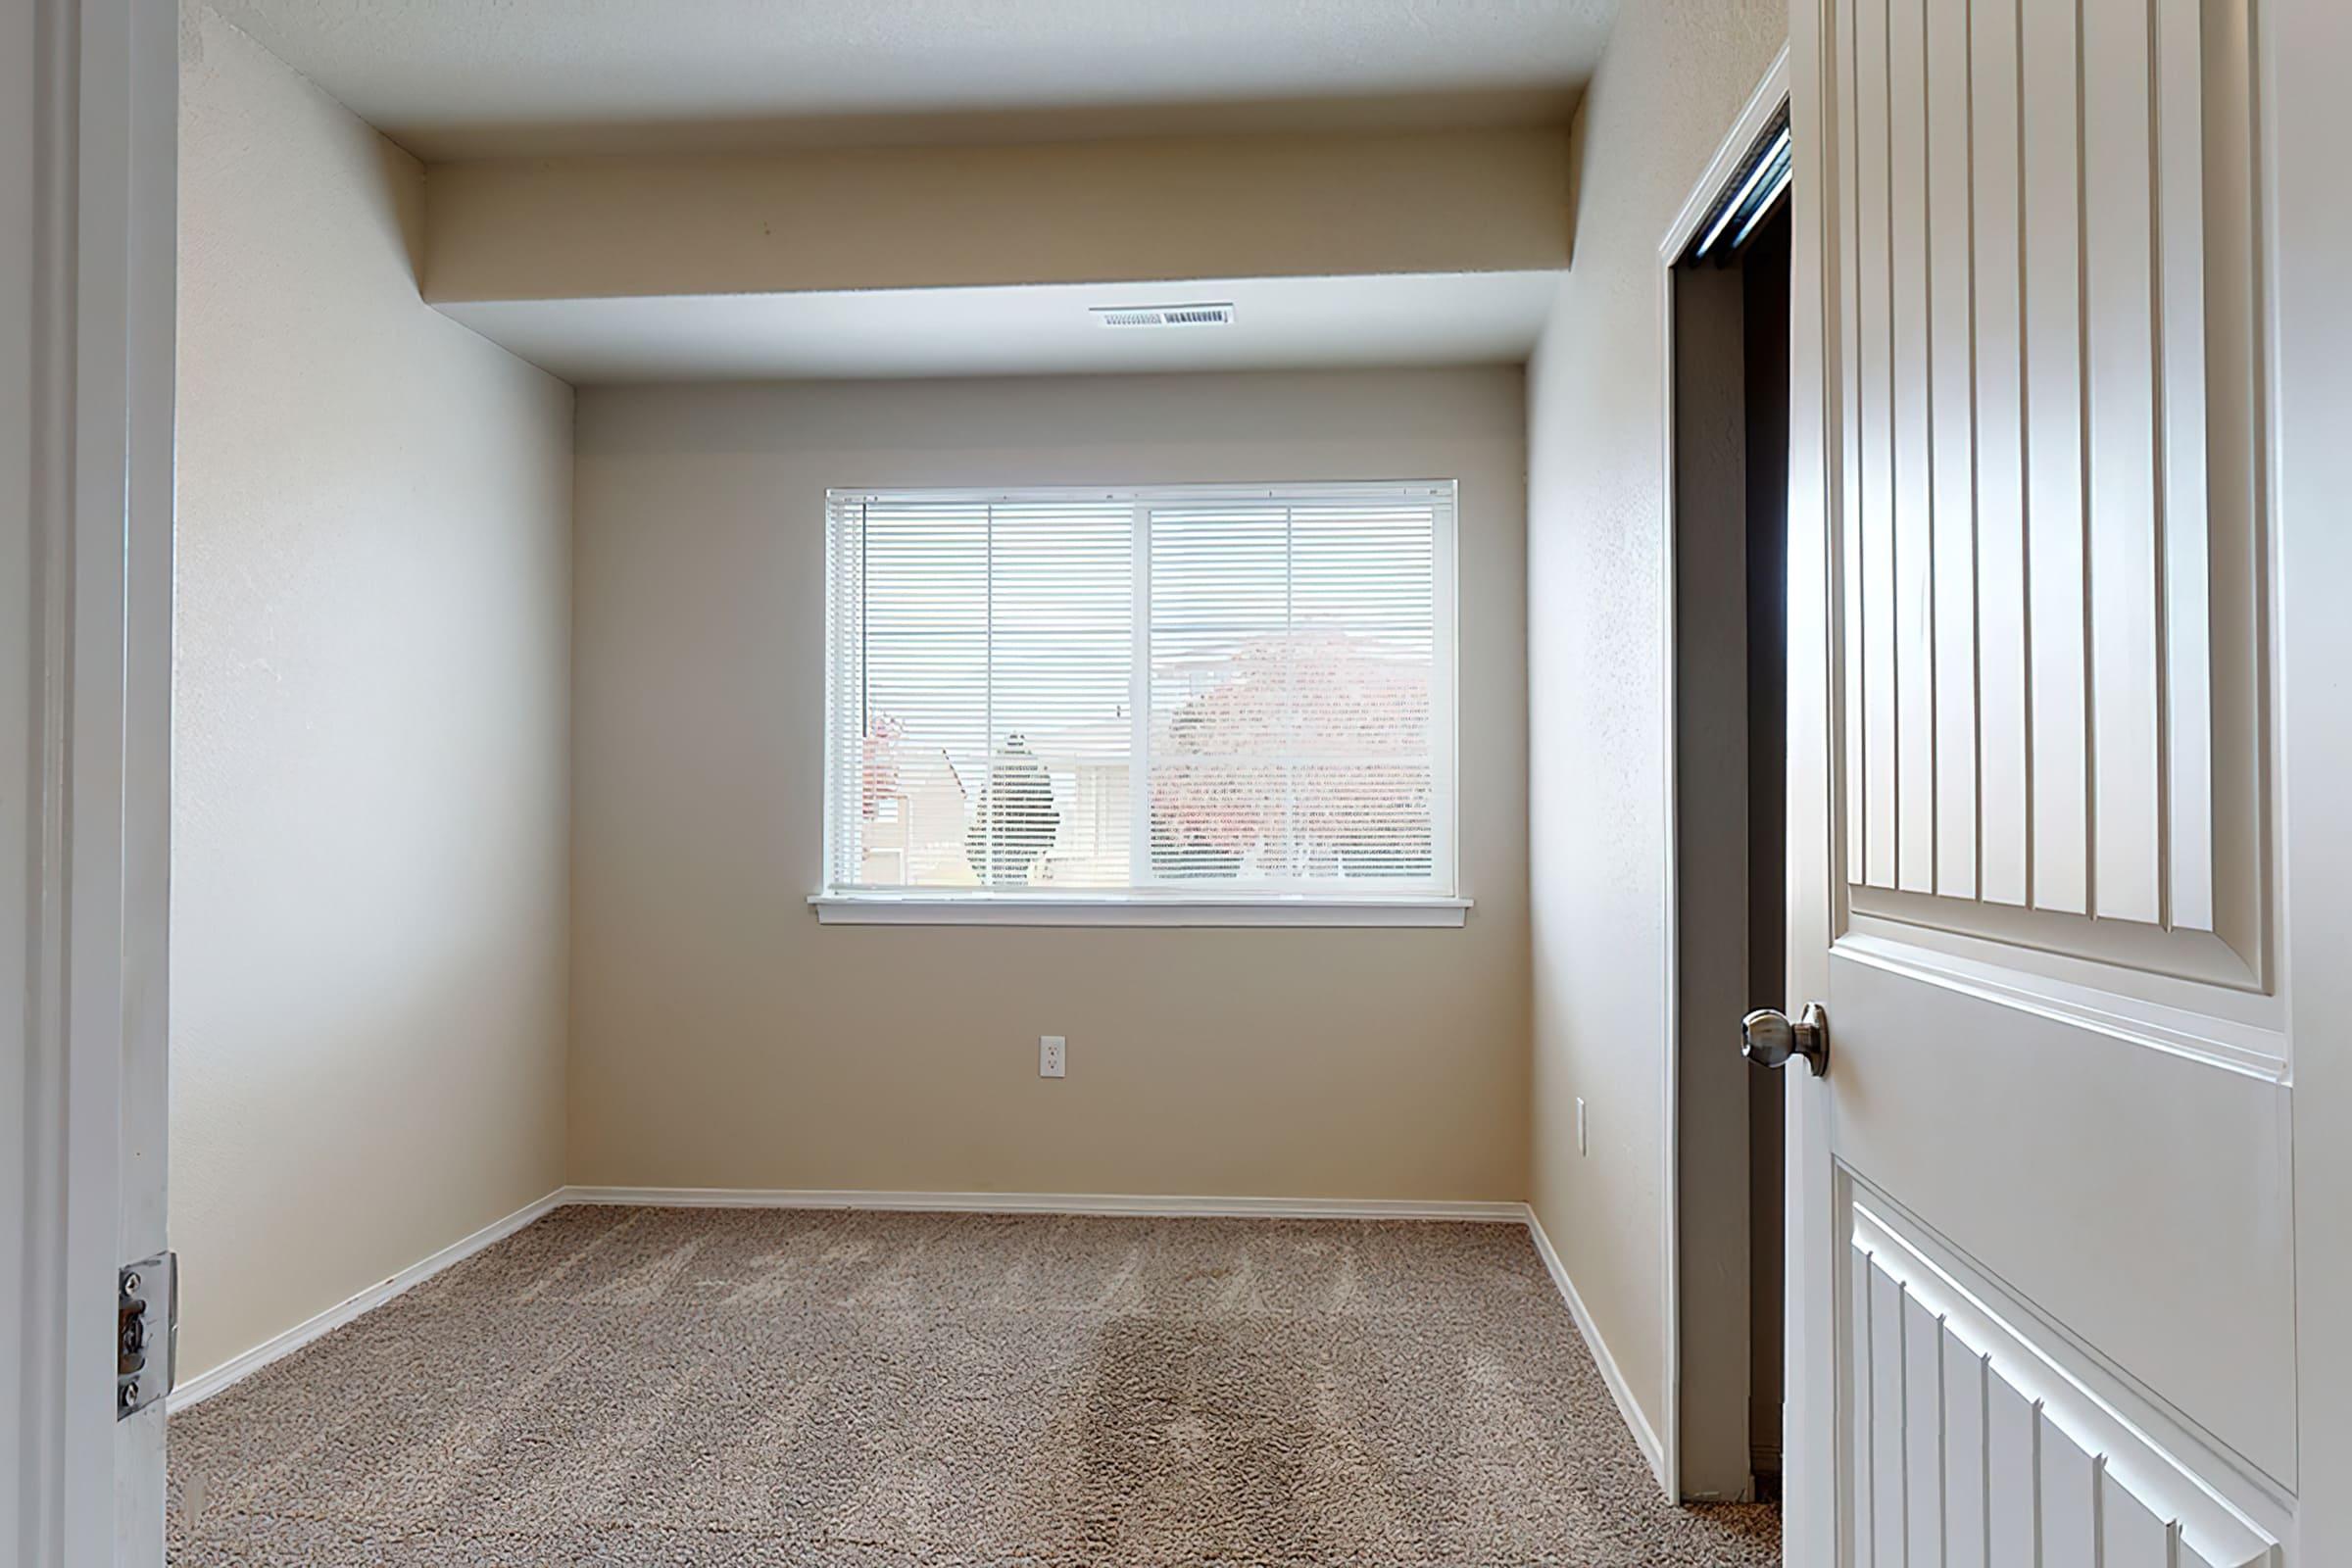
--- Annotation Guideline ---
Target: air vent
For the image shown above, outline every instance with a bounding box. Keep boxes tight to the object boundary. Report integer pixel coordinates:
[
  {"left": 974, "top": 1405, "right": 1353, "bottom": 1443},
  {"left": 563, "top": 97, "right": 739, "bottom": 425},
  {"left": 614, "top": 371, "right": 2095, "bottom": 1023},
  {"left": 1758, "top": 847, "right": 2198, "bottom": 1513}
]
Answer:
[{"left": 1091, "top": 302, "right": 1236, "bottom": 329}]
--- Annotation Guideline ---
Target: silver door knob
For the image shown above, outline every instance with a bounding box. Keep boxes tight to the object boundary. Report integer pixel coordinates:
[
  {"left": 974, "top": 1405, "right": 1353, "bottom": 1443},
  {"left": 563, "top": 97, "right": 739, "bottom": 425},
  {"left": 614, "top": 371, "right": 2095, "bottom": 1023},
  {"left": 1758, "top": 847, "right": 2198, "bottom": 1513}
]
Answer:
[{"left": 1742, "top": 1002, "right": 1829, "bottom": 1076}]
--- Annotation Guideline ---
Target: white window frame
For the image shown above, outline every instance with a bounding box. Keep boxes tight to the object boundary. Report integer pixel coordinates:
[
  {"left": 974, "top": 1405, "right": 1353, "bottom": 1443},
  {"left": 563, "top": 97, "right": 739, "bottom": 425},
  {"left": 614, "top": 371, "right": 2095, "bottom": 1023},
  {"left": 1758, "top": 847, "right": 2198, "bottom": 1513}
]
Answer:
[{"left": 813, "top": 481, "right": 1468, "bottom": 927}]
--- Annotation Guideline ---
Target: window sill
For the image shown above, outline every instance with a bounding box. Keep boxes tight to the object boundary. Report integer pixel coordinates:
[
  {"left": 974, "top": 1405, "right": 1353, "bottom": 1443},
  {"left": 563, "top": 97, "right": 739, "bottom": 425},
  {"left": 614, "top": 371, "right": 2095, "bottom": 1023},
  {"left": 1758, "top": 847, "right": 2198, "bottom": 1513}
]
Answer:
[{"left": 808, "top": 893, "right": 1472, "bottom": 928}]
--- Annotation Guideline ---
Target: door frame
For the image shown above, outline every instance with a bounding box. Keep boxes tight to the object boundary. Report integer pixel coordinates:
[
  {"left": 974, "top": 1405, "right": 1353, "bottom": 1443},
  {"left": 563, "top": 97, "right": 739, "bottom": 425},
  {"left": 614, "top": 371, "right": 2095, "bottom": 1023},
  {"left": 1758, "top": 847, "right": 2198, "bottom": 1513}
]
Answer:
[
  {"left": 4, "top": 0, "right": 176, "bottom": 1562},
  {"left": 2276, "top": 4, "right": 2352, "bottom": 1563},
  {"left": 1654, "top": 43, "right": 1791, "bottom": 1507},
  {"left": 1782, "top": 0, "right": 1839, "bottom": 1559}
]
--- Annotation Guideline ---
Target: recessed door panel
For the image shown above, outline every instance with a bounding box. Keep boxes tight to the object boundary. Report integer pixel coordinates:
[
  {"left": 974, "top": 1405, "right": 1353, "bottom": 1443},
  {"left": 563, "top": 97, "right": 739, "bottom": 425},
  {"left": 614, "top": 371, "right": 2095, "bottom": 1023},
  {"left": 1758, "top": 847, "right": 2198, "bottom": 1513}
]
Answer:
[{"left": 1833, "top": 0, "right": 2265, "bottom": 986}]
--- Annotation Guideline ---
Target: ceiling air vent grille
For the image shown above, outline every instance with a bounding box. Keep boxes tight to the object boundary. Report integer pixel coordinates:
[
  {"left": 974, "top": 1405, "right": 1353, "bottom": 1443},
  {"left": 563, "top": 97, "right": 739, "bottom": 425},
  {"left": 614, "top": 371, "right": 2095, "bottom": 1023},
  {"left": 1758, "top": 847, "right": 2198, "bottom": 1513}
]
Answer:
[{"left": 1091, "top": 302, "right": 1237, "bottom": 329}]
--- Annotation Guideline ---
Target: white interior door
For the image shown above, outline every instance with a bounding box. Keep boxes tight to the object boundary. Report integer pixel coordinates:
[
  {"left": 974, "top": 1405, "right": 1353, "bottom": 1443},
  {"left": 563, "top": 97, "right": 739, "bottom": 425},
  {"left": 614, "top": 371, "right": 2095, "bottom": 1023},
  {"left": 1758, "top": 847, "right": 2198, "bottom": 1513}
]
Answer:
[
  {"left": 1782, "top": 0, "right": 2300, "bottom": 1563},
  {"left": 5, "top": 0, "right": 176, "bottom": 1563}
]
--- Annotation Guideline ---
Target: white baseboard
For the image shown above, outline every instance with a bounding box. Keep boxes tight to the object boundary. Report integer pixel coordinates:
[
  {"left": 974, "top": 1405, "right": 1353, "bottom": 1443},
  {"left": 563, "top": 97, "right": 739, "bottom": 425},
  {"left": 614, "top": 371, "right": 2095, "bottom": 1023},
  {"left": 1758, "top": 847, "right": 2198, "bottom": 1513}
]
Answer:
[
  {"left": 557, "top": 1185, "right": 1528, "bottom": 1223},
  {"left": 1522, "top": 1204, "right": 1670, "bottom": 1498},
  {"left": 167, "top": 1189, "right": 565, "bottom": 1413}
]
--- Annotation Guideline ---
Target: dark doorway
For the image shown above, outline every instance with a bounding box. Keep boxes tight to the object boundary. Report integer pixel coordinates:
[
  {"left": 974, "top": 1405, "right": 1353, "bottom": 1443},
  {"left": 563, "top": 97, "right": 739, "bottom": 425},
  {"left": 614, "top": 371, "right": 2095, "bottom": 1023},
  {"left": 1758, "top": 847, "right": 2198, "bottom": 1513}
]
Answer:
[
  {"left": 1669, "top": 135, "right": 1789, "bottom": 1503},
  {"left": 1740, "top": 198, "right": 1790, "bottom": 1497}
]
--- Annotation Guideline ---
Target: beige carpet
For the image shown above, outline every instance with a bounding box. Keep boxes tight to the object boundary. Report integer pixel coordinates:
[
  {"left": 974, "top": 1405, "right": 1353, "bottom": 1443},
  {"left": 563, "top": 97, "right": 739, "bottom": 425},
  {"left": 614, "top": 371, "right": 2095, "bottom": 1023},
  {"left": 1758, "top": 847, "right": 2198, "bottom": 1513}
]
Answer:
[{"left": 169, "top": 1206, "right": 1780, "bottom": 1566}]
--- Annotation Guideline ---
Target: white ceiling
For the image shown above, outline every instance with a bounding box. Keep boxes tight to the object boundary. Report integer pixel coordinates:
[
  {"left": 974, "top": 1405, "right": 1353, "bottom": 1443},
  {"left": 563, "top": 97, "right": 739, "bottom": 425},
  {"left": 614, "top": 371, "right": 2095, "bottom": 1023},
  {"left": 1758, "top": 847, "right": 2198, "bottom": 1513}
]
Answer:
[
  {"left": 437, "top": 271, "right": 1564, "bottom": 384},
  {"left": 209, "top": 0, "right": 1618, "bottom": 160}
]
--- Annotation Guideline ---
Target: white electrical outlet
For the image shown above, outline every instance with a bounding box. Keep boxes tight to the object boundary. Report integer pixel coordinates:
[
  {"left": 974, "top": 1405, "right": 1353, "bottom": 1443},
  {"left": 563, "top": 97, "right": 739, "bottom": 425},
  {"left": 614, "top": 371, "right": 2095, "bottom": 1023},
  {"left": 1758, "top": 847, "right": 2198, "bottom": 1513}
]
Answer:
[
  {"left": 1576, "top": 1097, "right": 1589, "bottom": 1154},
  {"left": 1040, "top": 1036, "right": 1066, "bottom": 1078}
]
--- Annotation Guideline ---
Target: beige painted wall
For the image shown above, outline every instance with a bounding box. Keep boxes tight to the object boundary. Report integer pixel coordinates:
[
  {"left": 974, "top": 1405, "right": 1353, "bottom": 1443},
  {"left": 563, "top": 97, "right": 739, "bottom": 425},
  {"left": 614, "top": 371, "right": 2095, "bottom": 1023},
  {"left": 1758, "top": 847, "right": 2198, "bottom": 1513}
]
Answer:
[
  {"left": 422, "top": 127, "right": 1571, "bottom": 304},
  {"left": 570, "top": 369, "right": 1529, "bottom": 1200},
  {"left": 1524, "top": 2, "right": 1787, "bottom": 1456},
  {"left": 171, "top": 9, "right": 574, "bottom": 1382}
]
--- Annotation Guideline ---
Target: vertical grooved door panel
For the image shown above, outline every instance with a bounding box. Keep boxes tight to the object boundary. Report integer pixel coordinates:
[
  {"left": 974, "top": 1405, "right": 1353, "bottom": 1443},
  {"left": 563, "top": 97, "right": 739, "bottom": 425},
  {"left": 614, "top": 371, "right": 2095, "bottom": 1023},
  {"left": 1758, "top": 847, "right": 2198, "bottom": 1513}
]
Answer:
[
  {"left": 2036, "top": 1412, "right": 2100, "bottom": 1568},
  {"left": 1887, "top": 0, "right": 1936, "bottom": 895},
  {"left": 1985, "top": 1376, "right": 2039, "bottom": 1568},
  {"left": 2153, "top": 0, "right": 2214, "bottom": 937},
  {"left": 1829, "top": 0, "right": 2266, "bottom": 988},
  {"left": 1926, "top": 0, "right": 1979, "bottom": 904},
  {"left": 1871, "top": 1266, "right": 1909, "bottom": 1565},
  {"left": 2082, "top": 0, "right": 2164, "bottom": 925},
  {"left": 1853, "top": 1247, "right": 1880, "bottom": 1559},
  {"left": 1850, "top": 1240, "right": 2276, "bottom": 1567},
  {"left": 1941, "top": 1330, "right": 1990, "bottom": 1568},
  {"left": 2019, "top": 0, "right": 2088, "bottom": 918},
  {"left": 1969, "top": 0, "right": 2030, "bottom": 909},
  {"left": 1838, "top": 0, "right": 1869, "bottom": 883},
  {"left": 1902, "top": 1291, "right": 1946, "bottom": 1565},
  {"left": 2100, "top": 1474, "right": 2176, "bottom": 1567},
  {"left": 1855, "top": 0, "right": 1898, "bottom": 891}
]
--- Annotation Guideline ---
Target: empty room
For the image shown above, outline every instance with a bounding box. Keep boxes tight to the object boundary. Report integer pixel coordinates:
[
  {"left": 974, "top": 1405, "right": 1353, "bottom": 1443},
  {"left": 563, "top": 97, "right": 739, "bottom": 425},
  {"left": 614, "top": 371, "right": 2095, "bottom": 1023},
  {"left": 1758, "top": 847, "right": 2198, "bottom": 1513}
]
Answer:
[{"left": 7, "top": 1, "right": 2349, "bottom": 1566}]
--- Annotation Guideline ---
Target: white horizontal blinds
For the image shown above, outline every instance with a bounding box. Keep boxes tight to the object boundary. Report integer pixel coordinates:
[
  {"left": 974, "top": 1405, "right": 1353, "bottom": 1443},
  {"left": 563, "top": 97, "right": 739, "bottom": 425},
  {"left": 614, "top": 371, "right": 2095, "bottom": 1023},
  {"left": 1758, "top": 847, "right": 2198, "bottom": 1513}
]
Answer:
[
  {"left": 833, "top": 494, "right": 1132, "bottom": 891},
  {"left": 828, "top": 482, "right": 1449, "bottom": 898},
  {"left": 825, "top": 494, "right": 868, "bottom": 890},
  {"left": 983, "top": 500, "right": 1133, "bottom": 889},
  {"left": 1145, "top": 501, "right": 1286, "bottom": 882},
  {"left": 1145, "top": 492, "right": 1441, "bottom": 890},
  {"left": 837, "top": 496, "right": 987, "bottom": 890}
]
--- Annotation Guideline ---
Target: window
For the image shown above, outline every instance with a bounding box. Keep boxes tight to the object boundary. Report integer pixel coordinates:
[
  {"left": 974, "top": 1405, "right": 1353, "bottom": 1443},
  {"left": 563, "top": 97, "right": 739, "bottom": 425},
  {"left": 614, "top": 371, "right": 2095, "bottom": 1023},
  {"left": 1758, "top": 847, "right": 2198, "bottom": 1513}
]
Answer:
[{"left": 819, "top": 482, "right": 1461, "bottom": 924}]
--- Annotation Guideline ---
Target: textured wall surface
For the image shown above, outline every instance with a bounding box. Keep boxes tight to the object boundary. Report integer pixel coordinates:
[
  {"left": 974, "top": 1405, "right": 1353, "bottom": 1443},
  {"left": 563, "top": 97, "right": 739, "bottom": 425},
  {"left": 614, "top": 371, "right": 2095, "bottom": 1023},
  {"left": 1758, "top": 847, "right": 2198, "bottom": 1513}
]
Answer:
[
  {"left": 422, "top": 129, "right": 1573, "bottom": 303},
  {"left": 568, "top": 369, "right": 1529, "bottom": 1202},
  {"left": 171, "top": 8, "right": 574, "bottom": 1382},
  {"left": 1524, "top": 0, "right": 1787, "bottom": 1456}
]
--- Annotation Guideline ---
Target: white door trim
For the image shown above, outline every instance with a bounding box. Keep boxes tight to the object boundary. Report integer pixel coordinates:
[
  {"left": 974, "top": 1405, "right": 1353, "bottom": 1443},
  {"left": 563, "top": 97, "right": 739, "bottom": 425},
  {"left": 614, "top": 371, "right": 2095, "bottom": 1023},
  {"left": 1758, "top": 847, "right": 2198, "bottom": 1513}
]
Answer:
[
  {"left": 5, "top": 0, "right": 176, "bottom": 1562},
  {"left": 1782, "top": 0, "right": 1840, "bottom": 1558},
  {"left": 2272, "top": 3, "right": 2352, "bottom": 1563},
  {"left": 0, "top": 3, "right": 59, "bottom": 1550},
  {"left": 1653, "top": 43, "right": 1791, "bottom": 1507}
]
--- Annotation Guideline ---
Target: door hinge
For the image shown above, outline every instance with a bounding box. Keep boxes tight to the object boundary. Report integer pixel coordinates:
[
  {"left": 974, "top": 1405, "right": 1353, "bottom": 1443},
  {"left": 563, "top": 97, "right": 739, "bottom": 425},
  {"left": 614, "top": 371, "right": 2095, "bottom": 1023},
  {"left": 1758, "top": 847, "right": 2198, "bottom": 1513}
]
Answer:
[{"left": 117, "top": 1251, "right": 176, "bottom": 1420}]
